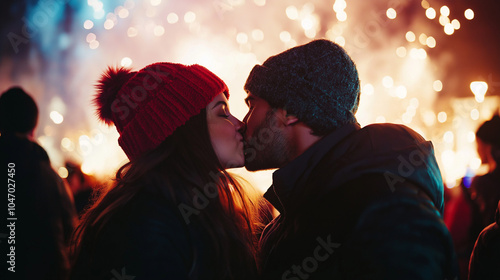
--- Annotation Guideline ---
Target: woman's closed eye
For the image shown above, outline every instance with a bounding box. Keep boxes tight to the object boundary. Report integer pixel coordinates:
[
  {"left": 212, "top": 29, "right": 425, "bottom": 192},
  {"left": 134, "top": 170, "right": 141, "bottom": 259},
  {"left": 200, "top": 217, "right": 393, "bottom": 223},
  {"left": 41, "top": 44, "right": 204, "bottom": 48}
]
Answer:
[{"left": 219, "top": 108, "right": 230, "bottom": 118}]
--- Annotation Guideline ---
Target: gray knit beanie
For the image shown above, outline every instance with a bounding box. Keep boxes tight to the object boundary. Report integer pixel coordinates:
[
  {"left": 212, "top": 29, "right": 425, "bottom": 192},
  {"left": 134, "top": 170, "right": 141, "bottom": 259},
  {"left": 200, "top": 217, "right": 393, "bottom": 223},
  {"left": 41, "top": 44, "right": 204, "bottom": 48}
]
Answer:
[{"left": 244, "top": 39, "right": 360, "bottom": 135}]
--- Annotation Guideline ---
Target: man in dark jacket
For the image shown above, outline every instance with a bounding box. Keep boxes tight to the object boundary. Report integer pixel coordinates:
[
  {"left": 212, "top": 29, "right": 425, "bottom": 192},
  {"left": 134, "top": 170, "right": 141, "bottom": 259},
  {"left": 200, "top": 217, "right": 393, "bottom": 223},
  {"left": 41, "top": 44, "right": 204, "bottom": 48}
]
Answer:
[
  {"left": 0, "top": 87, "right": 77, "bottom": 280},
  {"left": 242, "top": 39, "right": 458, "bottom": 279}
]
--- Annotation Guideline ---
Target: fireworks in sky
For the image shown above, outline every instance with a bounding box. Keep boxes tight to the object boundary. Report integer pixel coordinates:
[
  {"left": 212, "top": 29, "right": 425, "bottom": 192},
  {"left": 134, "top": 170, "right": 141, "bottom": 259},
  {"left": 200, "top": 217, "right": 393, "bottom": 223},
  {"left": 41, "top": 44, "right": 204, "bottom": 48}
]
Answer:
[{"left": 1, "top": 0, "right": 499, "bottom": 190}]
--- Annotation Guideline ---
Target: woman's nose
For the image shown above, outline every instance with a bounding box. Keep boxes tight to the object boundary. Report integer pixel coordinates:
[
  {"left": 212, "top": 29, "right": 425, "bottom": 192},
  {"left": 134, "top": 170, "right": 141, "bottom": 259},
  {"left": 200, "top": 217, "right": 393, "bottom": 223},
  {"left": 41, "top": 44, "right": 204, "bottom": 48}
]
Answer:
[{"left": 232, "top": 116, "right": 244, "bottom": 131}]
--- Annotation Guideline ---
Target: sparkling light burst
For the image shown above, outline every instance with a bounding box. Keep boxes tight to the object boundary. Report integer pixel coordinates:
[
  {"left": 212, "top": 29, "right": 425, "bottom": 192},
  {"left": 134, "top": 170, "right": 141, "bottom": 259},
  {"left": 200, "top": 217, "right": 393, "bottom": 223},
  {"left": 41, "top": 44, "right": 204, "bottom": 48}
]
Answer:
[{"left": 8, "top": 0, "right": 495, "bottom": 191}]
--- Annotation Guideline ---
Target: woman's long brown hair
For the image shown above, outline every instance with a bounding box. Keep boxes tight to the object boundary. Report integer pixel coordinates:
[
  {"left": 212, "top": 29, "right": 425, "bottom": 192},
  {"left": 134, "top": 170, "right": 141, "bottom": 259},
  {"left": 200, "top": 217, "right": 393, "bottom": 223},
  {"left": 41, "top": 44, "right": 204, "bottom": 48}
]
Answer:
[{"left": 71, "top": 109, "right": 260, "bottom": 279}]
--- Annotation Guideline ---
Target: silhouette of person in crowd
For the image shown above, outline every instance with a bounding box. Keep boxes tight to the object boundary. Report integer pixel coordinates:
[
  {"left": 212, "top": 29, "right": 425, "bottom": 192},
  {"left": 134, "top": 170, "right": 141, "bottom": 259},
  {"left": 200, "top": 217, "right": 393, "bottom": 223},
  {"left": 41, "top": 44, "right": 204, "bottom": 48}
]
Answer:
[{"left": 0, "top": 86, "right": 77, "bottom": 280}]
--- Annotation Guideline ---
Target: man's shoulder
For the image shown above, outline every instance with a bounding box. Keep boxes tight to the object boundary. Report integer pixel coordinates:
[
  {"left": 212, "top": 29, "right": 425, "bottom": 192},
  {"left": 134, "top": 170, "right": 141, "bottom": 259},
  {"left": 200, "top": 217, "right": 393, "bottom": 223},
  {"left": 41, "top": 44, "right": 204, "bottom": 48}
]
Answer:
[
  {"left": 321, "top": 172, "right": 429, "bottom": 201},
  {"left": 360, "top": 122, "right": 424, "bottom": 137},
  {"left": 476, "top": 222, "right": 500, "bottom": 247},
  {"left": 310, "top": 173, "right": 441, "bottom": 228}
]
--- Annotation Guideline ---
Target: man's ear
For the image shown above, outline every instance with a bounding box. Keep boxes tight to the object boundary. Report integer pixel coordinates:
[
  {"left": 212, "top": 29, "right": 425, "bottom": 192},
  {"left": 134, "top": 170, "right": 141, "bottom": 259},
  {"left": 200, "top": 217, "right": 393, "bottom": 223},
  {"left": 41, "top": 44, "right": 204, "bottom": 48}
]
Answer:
[
  {"left": 276, "top": 108, "right": 299, "bottom": 126},
  {"left": 285, "top": 114, "right": 299, "bottom": 126}
]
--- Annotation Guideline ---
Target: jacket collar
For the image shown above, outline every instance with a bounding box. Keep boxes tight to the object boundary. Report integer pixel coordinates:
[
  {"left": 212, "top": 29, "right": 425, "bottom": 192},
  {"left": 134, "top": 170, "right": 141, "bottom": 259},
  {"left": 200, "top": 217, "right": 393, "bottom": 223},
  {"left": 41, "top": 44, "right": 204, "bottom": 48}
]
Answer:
[{"left": 264, "top": 122, "right": 361, "bottom": 214}]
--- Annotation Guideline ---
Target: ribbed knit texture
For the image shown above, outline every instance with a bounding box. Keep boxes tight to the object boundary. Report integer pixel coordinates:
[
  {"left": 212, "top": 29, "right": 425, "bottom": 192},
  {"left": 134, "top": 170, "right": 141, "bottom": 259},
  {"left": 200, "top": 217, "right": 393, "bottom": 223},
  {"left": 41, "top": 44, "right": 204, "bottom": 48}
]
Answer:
[
  {"left": 244, "top": 39, "right": 360, "bottom": 135},
  {"left": 97, "top": 62, "right": 228, "bottom": 160}
]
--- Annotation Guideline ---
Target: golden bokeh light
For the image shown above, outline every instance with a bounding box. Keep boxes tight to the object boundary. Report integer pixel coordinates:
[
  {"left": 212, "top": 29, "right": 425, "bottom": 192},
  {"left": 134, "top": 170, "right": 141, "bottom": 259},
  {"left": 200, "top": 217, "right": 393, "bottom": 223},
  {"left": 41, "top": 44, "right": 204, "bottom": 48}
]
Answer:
[
  {"left": 426, "top": 8, "right": 436, "bottom": 19},
  {"left": 433, "top": 80, "right": 443, "bottom": 92},
  {"left": 382, "top": 76, "right": 394, "bottom": 88},
  {"left": 286, "top": 6, "right": 299, "bottom": 20},
  {"left": 426, "top": 36, "right": 436, "bottom": 48},
  {"left": 421, "top": 0, "right": 430, "bottom": 9},
  {"left": 184, "top": 11, "right": 196, "bottom": 23},
  {"left": 438, "top": 111, "right": 448, "bottom": 123},
  {"left": 439, "top": 15, "right": 450, "bottom": 26},
  {"left": 465, "top": 9, "right": 474, "bottom": 20},
  {"left": 470, "top": 109, "right": 480, "bottom": 120},
  {"left": 419, "top": 33, "right": 428, "bottom": 45},
  {"left": 279, "top": 31, "right": 291, "bottom": 42},
  {"left": 120, "top": 57, "right": 132, "bottom": 67},
  {"left": 470, "top": 81, "right": 488, "bottom": 103},
  {"left": 386, "top": 8, "right": 397, "bottom": 19},
  {"left": 50, "top": 111, "right": 64, "bottom": 125},
  {"left": 396, "top": 46, "right": 406, "bottom": 57},
  {"left": 444, "top": 23, "right": 454, "bottom": 35},
  {"left": 336, "top": 11, "right": 347, "bottom": 22},
  {"left": 58, "top": 167, "right": 69, "bottom": 179},
  {"left": 440, "top": 6, "right": 450, "bottom": 17},
  {"left": 405, "top": 31, "right": 416, "bottom": 42},
  {"left": 167, "top": 13, "right": 179, "bottom": 24}
]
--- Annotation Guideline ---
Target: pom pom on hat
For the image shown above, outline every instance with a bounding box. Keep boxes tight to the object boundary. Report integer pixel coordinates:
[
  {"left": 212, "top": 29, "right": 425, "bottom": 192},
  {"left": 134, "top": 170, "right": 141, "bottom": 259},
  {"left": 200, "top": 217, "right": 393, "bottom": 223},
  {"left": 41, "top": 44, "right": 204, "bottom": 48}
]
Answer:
[{"left": 94, "top": 66, "right": 136, "bottom": 125}]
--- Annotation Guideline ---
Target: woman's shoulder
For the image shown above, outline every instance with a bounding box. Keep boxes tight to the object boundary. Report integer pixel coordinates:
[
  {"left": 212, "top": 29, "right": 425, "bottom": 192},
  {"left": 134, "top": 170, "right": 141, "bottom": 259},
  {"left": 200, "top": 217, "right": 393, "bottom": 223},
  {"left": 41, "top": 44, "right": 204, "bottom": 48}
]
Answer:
[
  {"left": 91, "top": 187, "right": 196, "bottom": 276},
  {"left": 91, "top": 186, "right": 189, "bottom": 252}
]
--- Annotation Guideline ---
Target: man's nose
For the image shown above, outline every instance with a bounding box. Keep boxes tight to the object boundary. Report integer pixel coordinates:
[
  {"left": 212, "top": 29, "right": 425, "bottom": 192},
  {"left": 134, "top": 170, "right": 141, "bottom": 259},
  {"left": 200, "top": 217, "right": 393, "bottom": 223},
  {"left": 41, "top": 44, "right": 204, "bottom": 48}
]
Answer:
[{"left": 237, "top": 119, "right": 246, "bottom": 135}]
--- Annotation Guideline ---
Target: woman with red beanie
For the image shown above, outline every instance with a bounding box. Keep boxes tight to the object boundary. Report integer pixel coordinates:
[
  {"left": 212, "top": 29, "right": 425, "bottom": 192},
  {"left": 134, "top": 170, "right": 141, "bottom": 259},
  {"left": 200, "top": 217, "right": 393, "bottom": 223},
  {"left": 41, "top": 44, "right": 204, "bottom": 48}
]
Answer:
[{"left": 70, "top": 63, "right": 259, "bottom": 279}]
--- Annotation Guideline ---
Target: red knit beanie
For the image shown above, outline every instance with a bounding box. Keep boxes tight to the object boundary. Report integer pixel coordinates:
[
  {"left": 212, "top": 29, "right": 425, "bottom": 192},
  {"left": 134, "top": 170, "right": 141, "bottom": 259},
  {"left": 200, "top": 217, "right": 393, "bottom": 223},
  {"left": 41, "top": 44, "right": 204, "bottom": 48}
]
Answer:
[{"left": 94, "top": 62, "right": 228, "bottom": 160}]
